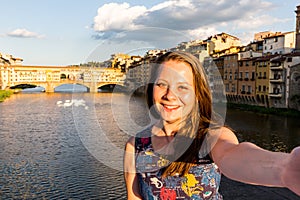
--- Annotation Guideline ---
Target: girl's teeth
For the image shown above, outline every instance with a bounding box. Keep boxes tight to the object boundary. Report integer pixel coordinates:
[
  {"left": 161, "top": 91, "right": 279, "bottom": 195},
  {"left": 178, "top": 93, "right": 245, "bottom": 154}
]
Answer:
[{"left": 165, "top": 105, "right": 178, "bottom": 109}]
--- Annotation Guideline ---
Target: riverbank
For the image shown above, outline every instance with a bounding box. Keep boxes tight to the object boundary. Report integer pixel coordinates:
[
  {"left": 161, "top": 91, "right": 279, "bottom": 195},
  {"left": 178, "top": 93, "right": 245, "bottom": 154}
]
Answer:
[
  {"left": 0, "top": 90, "right": 13, "bottom": 102},
  {"left": 227, "top": 103, "right": 300, "bottom": 118}
]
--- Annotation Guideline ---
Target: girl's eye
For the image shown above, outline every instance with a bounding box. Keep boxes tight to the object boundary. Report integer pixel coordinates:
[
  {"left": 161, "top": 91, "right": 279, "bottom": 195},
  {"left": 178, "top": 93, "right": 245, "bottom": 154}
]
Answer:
[
  {"left": 156, "top": 82, "right": 168, "bottom": 88},
  {"left": 178, "top": 85, "right": 188, "bottom": 90}
]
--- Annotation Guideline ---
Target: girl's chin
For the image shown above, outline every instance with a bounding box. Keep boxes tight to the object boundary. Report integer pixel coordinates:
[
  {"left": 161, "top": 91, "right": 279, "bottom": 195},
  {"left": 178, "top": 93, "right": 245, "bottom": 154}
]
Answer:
[{"left": 161, "top": 116, "right": 182, "bottom": 124}]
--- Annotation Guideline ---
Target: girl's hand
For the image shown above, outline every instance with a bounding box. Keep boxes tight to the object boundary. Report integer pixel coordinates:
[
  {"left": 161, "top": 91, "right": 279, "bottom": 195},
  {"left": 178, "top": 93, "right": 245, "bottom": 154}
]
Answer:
[{"left": 281, "top": 147, "right": 300, "bottom": 196}]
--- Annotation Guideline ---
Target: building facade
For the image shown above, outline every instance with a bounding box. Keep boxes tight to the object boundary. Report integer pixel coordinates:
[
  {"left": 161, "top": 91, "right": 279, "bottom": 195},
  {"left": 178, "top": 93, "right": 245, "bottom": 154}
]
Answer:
[
  {"left": 263, "top": 32, "right": 295, "bottom": 55},
  {"left": 289, "top": 63, "right": 300, "bottom": 110},
  {"left": 223, "top": 53, "right": 239, "bottom": 102}
]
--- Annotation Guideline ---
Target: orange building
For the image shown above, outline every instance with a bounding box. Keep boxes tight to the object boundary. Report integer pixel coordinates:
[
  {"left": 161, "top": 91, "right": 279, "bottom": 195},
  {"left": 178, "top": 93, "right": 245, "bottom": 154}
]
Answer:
[
  {"left": 237, "top": 57, "right": 257, "bottom": 104},
  {"left": 223, "top": 53, "right": 239, "bottom": 102}
]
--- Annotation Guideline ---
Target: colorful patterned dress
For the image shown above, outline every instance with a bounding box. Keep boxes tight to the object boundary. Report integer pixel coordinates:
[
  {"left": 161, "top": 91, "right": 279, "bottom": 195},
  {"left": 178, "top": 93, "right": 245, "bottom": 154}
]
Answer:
[{"left": 135, "top": 127, "right": 223, "bottom": 200}]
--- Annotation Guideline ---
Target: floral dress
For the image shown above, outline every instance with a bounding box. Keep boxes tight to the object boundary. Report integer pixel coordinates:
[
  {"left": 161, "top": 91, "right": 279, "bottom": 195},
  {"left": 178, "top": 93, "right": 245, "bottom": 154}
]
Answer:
[{"left": 135, "top": 127, "right": 223, "bottom": 200}]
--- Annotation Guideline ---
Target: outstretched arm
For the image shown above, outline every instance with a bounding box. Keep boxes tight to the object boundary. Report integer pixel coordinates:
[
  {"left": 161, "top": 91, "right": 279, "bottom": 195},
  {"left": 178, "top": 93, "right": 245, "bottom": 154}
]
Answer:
[
  {"left": 124, "top": 136, "right": 142, "bottom": 200},
  {"left": 281, "top": 146, "right": 300, "bottom": 196},
  {"left": 210, "top": 127, "right": 300, "bottom": 196}
]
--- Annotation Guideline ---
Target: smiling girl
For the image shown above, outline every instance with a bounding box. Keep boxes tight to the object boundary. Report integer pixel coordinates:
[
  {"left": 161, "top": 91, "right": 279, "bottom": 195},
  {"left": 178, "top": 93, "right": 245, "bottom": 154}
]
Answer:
[{"left": 123, "top": 51, "right": 300, "bottom": 199}]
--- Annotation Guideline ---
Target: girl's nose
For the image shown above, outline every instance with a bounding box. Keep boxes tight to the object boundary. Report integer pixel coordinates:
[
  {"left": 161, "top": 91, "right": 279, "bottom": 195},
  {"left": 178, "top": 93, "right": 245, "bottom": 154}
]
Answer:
[{"left": 163, "top": 87, "right": 177, "bottom": 100}]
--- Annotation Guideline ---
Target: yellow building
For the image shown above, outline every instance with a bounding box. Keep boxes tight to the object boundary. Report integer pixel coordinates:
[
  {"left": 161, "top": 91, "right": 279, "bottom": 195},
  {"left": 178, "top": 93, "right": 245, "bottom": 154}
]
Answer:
[
  {"left": 255, "top": 55, "right": 276, "bottom": 107},
  {"left": 207, "top": 32, "right": 241, "bottom": 55}
]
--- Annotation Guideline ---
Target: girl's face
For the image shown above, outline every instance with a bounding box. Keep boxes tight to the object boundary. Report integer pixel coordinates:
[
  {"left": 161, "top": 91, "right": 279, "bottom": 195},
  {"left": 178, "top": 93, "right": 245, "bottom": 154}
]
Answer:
[{"left": 153, "top": 60, "right": 196, "bottom": 124}]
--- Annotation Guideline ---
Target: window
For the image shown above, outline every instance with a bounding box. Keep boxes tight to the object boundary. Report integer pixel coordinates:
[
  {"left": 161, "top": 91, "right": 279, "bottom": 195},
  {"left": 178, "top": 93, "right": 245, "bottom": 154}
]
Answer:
[
  {"left": 232, "top": 85, "right": 236, "bottom": 92},
  {"left": 248, "top": 86, "right": 252, "bottom": 93},
  {"left": 245, "top": 72, "right": 249, "bottom": 78},
  {"left": 234, "top": 72, "right": 238, "bottom": 80},
  {"left": 225, "top": 84, "right": 229, "bottom": 92}
]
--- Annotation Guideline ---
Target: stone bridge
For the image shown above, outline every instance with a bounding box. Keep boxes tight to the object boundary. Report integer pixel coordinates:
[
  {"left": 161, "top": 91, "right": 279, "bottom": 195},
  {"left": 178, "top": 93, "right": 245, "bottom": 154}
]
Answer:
[{"left": 1, "top": 65, "right": 125, "bottom": 92}]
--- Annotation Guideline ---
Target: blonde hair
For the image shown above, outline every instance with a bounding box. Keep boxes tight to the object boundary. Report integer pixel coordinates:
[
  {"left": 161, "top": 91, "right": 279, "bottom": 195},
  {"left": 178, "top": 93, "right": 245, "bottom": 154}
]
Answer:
[{"left": 146, "top": 51, "right": 218, "bottom": 177}]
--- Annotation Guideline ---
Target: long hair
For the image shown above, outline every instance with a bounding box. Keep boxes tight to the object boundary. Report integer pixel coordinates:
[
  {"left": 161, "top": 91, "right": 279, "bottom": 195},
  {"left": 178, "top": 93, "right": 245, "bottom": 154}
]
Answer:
[{"left": 146, "top": 51, "right": 216, "bottom": 177}]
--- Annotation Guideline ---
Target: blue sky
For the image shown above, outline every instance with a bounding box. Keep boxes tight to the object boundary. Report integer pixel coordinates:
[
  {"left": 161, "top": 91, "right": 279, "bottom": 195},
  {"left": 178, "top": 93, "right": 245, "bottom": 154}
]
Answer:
[{"left": 0, "top": 0, "right": 299, "bottom": 66}]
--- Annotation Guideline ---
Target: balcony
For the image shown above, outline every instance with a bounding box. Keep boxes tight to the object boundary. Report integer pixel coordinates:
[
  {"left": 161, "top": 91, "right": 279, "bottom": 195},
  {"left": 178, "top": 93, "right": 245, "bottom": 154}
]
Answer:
[
  {"left": 270, "top": 63, "right": 283, "bottom": 70},
  {"left": 270, "top": 62, "right": 280, "bottom": 67},
  {"left": 270, "top": 75, "right": 283, "bottom": 83},
  {"left": 269, "top": 93, "right": 282, "bottom": 98},
  {"left": 270, "top": 78, "right": 283, "bottom": 83}
]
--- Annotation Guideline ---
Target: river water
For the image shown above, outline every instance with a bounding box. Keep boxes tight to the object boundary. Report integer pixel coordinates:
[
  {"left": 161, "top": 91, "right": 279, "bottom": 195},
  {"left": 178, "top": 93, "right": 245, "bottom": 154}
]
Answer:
[{"left": 0, "top": 93, "right": 299, "bottom": 199}]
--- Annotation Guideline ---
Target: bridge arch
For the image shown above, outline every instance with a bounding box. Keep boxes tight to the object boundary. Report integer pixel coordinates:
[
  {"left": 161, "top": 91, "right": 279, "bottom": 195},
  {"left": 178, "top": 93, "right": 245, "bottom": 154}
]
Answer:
[
  {"left": 54, "top": 83, "right": 90, "bottom": 93},
  {"left": 10, "top": 83, "right": 37, "bottom": 89},
  {"left": 97, "top": 83, "right": 126, "bottom": 92}
]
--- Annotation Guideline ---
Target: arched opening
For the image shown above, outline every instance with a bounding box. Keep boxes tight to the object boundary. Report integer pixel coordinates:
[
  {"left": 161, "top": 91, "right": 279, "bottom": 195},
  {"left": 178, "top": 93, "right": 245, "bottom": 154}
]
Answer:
[
  {"left": 60, "top": 74, "right": 67, "bottom": 79},
  {"left": 10, "top": 84, "right": 45, "bottom": 93},
  {"left": 54, "top": 84, "right": 89, "bottom": 93},
  {"left": 256, "top": 95, "right": 261, "bottom": 103},
  {"left": 10, "top": 84, "right": 37, "bottom": 89},
  {"left": 261, "top": 95, "right": 265, "bottom": 104},
  {"left": 98, "top": 84, "right": 126, "bottom": 93}
]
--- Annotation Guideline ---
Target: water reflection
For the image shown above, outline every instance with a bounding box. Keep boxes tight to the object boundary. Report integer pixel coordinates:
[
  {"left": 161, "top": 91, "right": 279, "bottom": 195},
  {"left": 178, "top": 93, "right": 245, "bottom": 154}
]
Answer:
[
  {"left": 225, "top": 109, "right": 300, "bottom": 152},
  {"left": 22, "top": 86, "right": 45, "bottom": 93},
  {"left": 0, "top": 93, "right": 299, "bottom": 199},
  {"left": 54, "top": 84, "right": 88, "bottom": 93}
]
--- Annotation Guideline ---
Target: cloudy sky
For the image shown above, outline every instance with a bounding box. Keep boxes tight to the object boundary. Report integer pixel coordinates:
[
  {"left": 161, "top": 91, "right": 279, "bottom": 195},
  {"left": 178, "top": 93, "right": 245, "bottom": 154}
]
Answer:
[{"left": 0, "top": 0, "right": 299, "bottom": 65}]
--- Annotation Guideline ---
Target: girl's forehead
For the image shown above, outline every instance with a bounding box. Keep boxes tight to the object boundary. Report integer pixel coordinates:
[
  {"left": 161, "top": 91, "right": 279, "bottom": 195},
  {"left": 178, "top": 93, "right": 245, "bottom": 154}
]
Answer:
[{"left": 157, "top": 61, "right": 193, "bottom": 80}]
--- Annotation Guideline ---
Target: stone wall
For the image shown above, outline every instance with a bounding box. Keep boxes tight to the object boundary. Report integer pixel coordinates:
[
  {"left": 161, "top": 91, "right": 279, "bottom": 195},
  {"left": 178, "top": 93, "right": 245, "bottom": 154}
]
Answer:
[{"left": 289, "top": 63, "right": 300, "bottom": 110}]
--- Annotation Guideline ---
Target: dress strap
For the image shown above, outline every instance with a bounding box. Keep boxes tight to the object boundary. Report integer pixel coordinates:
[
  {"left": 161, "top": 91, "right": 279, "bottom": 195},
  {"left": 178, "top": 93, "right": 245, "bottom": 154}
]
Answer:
[{"left": 135, "top": 126, "right": 153, "bottom": 153}]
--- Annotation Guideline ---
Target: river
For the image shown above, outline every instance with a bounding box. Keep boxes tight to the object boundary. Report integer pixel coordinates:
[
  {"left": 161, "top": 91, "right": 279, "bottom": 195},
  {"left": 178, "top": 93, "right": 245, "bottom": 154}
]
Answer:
[{"left": 0, "top": 93, "right": 299, "bottom": 199}]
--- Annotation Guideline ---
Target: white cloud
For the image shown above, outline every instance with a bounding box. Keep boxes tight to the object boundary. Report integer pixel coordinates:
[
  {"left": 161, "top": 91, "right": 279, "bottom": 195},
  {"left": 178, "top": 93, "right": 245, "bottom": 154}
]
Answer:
[
  {"left": 7, "top": 29, "right": 45, "bottom": 39},
  {"left": 187, "top": 26, "right": 219, "bottom": 40},
  {"left": 92, "top": 0, "right": 293, "bottom": 47},
  {"left": 87, "top": 27, "right": 191, "bottom": 62},
  {"left": 232, "top": 14, "right": 290, "bottom": 30},
  {"left": 93, "top": 2, "right": 147, "bottom": 31},
  {"left": 134, "top": 0, "right": 276, "bottom": 31}
]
